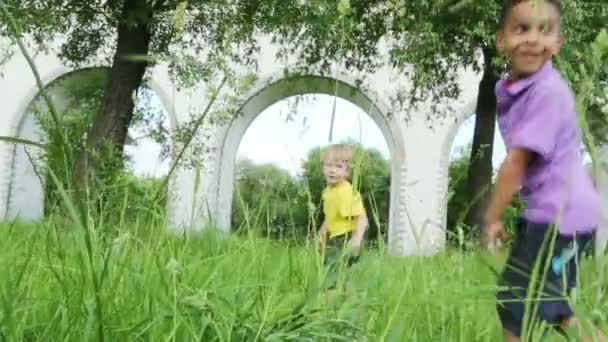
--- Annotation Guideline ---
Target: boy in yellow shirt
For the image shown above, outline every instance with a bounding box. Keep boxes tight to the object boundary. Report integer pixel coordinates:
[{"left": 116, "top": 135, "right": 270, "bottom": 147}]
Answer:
[{"left": 318, "top": 144, "right": 368, "bottom": 291}]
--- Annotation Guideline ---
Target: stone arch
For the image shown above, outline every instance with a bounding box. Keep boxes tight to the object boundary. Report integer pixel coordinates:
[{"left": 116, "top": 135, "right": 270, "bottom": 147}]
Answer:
[
  {"left": 438, "top": 100, "right": 511, "bottom": 236},
  {"left": 587, "top": 146, "right": 608, "bottom": 255},
  {"left": 211, "top": 70, "right": 407, "bottom": 249},
  {"left": 1, "top": 38, "right": 488, "bottom": 256},
  {"left": 437, "top": 101, "right": 477, "bottom": 232},
  {"left": 2, "top": 65, "right": 177, "bottom": 220}
]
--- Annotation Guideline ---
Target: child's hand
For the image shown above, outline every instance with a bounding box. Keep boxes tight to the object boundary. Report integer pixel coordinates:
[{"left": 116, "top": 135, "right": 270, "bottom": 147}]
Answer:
[
  {"left": 482, "top": 221, "right": 507, "bottom": 251},
  {"left": 318, "top": 234, "right": 326, "bottom": 250},
  {"left": 349, "top": 238, "right": 362, "bottom": 255}
]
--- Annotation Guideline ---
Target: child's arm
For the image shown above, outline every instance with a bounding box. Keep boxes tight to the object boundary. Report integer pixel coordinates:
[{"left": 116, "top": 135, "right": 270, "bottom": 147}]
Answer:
[
  {"left": 483, "top": 148, "right": 533, "bottom": 244},
  {"left": 485, "top": 148, "right": 533, "bottom": 223},
  {"left": 318, "top": 221, "right": 328, "bottom": 247},
  {"left": 319, "top": 221, "right": 327, "bottom": 236},
  {"left": 350, "top": 211, "right": 368, "bottom": 249}
]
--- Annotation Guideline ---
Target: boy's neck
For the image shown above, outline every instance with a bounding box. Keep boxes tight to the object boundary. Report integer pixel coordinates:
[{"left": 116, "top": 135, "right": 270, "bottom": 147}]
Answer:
[{"left": 508, "top": 60, "right": 552, "bottom": 83}]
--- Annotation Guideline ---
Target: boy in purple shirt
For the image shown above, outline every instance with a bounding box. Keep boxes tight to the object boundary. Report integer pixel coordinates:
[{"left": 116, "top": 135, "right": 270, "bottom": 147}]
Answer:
[{"left": 482, "top": 0, "right": 604, "bottom": 341}]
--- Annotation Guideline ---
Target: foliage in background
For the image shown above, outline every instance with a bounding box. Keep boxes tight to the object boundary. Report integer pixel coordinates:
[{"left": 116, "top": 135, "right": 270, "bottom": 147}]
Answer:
[
  {"left": 559, "top": 2, "right": 608, "bottom": 149},
  {"left": 232, "top": 160, "right": 307, "bottom": 240},
  {"left": 447, "top": 145, "right": 523, "bottom": 248},
  {"left": 33, "top": 69, "right": 106, "bottom": 214},
  {"left": 29, "top": 69, "right": 168, "bottom": 224},
  {"left": 557, "top": 30, "right": 608, "bottom": 153},
  {"left": 231, "top": 143, "right": 390, "bottom": 245}
]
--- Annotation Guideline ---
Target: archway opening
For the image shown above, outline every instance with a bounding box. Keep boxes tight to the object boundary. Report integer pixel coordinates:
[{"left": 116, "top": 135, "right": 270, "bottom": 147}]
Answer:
[
  {"left": 6, "top": 68, "right": 172, "bottom": 222},
  {"left": 210, "top": 74, "right": 404, "bottom": 250},
  {"left": 124, "top": 87, "right": 171, "bottom": 178},
  {"left": 446, "top": 114, "right": 506, "bottom": 246},
  {"left": 231, "top": 94, "right": 391, "bottom": 245}
]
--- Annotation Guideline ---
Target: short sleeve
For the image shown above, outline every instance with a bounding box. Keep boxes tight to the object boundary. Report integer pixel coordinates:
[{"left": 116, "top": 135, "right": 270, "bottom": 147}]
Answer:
[
  {"left": 510, "top": 86, "right": 566, "bottom": 161},
  {"left": 339, "top": 189, "right": 365, "bottom": 218}
]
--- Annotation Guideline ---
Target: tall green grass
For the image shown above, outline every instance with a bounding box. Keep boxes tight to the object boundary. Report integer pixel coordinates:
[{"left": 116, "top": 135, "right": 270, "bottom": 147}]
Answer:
[{"left": 0, "top": 217, "right": 606, "bottom": 341}]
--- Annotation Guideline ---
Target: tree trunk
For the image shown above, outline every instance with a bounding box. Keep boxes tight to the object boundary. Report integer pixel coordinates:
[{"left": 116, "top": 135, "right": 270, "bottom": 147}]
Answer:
[
  {"left": 73, "top": 0, "right": 153, "bottom": 194},
  {"left": 464, "top": 48, "right": 499, "bottom": 234}
]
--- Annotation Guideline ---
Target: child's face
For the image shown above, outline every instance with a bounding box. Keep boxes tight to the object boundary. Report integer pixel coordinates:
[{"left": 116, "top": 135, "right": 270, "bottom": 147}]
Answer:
[
  {"left": 496, "top": 1, "right": 563, "bottom": 79},
  {"left": 321, "top": 155, "right": 349, "bottom": 186}
]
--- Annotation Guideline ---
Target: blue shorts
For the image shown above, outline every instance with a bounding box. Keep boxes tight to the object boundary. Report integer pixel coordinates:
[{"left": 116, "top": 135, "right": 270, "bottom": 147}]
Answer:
[{"left": 496, "top": 218, "right": 595, "bottom": 337}]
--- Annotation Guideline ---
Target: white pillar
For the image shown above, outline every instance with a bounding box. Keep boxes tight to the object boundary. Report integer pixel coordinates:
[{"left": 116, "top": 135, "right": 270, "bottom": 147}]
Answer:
[
  {"left": 397, "top": 118, "right": 447, "bottom": 255},
  {"left": 588, "top": 147, "right": 608, "bottom": 256}
]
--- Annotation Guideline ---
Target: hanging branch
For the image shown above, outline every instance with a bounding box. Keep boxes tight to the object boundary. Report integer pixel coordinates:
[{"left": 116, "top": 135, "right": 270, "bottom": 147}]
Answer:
[{"left": 328, "top": 88, "right": 338, "bottom": 143}]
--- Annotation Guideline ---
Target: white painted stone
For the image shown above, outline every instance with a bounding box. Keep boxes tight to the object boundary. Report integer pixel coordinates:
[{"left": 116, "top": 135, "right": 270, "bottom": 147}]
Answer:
[
  {"left": 6, "top": 108, "right": 45, "bottom": 220},
  {"left": 0, "top": 35, "right": 482, "bottom": 256},
  {"left": 586, "top": 146, "right": 608, "bottom": 255}
]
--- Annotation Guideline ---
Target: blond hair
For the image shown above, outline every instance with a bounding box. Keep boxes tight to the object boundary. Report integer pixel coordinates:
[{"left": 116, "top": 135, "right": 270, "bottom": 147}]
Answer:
[{"left": 321, "top": 144, "right": 354, "bottom": 166}]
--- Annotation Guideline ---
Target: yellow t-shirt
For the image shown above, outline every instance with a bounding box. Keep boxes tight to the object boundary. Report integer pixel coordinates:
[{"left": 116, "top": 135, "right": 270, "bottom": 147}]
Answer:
[{"left": 322, "top": 181, "right": 365, "bottom": 238}]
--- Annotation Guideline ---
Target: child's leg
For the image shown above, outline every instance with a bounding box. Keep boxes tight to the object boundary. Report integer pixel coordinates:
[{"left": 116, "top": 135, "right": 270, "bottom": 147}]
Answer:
[
  {"left": 503, "top": 329, "right": 521, "bottom": 342},
  {"left": 497, "top": 221, "right": 604, "bottom": 340},
  {"left": 558, "top": 232, "right": 605, "bottom": 341},
  {"left": 323, "top": 238, "right": 340, "bottom": 291},
  {"left": 496, "top": 219, "right": 528, "bottom": 339},
  {"left": 528, "top": 227, "right": 576, "bottom": 334},
  {"left": 496, "top": 220, "right": 580, "bottom": 339},
  {"left": 560, "top": 317, "right": 606, "bottom": 342},
  {"left": 341, "top": 250, "right": 361, "bottom": 293},
  {"left": 323, "top": 235, "right": 350, "bottom": 291}
]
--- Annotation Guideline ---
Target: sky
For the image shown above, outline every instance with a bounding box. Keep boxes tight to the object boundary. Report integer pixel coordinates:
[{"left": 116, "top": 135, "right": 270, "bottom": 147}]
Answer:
[
  {"left": 124, "top": 93, "right": 507, "bottom": 178},
  {"left": 238, "top": 94, "right": 507, "bottom": 176}
]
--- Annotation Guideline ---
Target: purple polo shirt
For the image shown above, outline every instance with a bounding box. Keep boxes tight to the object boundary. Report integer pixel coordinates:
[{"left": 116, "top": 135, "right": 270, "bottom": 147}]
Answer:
[{"left": 496, "top": 61, "right": 601, "bottom": 235}]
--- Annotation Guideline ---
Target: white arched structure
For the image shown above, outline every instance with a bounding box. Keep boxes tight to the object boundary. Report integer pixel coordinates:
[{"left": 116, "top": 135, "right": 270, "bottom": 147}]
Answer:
[
  {"left": 586, "top": 146, "right": 608, "bottom": 255},
  {"left": 437, "top": 101, "right": 478, "bottom": 233},
  {"left": 0, "top": 36, "right": 483, "bottom": 256},
  {"left": 0, "top": 51, "right": 178, "bottom": 222},
  {"left": 215, "top": 73, "right": 407, "bottom": 252}
]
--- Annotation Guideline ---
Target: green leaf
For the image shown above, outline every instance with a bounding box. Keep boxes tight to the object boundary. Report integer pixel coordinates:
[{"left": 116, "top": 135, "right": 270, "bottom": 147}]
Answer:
[
  {"left": 337, "top": 0, "right": 350, "bottom": 16},
  {"left": 595, "top": 29, "right": 608, "bottom": 52},
  {"left": 172, "top": 1, "right": 187, "bottom": 35}
]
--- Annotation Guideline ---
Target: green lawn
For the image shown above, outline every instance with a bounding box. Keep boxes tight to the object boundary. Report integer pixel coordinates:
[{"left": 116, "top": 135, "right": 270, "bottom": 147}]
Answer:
[{"left": 0, "top": 220, "right": 606, "bottom": 341}]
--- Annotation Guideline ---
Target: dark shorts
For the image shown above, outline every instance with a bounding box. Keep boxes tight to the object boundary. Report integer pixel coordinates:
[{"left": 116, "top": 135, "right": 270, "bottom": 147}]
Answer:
[
  {"left": 496, "top": 218, "right": 595, "bottom": 338},
  {"left": 323, "top": 233, "right": 360, "bottom": 289}
]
